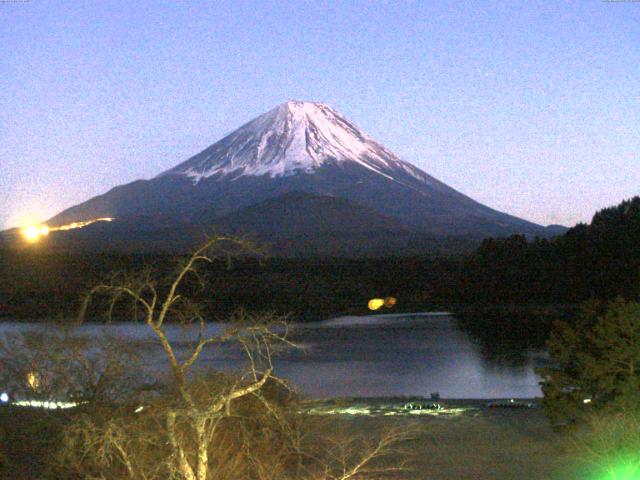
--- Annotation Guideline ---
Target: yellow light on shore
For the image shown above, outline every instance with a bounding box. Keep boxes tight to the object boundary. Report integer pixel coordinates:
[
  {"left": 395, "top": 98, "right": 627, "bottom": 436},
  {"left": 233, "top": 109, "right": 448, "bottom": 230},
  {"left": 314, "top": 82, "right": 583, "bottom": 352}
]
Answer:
[
  {"left": 27, "top": 371, "right": 40, "bottom": 392},
  {"left": 368, "top": 298, "right": 385, "bottom": 311}
]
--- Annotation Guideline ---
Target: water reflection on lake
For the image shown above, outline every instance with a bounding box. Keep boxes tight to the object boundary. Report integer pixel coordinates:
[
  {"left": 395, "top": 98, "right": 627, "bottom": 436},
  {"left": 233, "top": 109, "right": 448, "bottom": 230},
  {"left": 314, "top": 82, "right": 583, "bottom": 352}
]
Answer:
[{"left": 0, "top": 313, "right": 546, "bottom": 399}]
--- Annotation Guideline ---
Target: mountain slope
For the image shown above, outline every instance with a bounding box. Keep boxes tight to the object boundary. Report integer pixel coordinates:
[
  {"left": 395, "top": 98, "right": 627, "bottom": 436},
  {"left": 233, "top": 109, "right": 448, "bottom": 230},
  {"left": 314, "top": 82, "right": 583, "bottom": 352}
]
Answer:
[
  {"left": 44, "top": 100, "right": 556, "bottom": 251},
  {"left": 212, "top": 191, "right": 405, "bottom": 235}
]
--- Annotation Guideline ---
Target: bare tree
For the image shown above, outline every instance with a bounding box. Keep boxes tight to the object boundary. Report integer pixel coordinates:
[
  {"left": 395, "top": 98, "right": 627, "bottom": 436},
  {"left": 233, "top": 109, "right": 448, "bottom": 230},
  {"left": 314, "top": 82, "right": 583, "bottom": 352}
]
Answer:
[
  {"left": 66, "top": 237, "right": 287, "bottom": 479},
  {"left": 56, "top": 237, "right": 416, "bottom": 480}
]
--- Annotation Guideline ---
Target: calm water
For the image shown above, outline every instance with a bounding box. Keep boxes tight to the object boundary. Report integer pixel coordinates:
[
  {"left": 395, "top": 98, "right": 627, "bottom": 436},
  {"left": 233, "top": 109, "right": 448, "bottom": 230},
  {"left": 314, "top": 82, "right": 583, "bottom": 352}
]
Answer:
[{"left": 0, "top": 313, "right": 546, "bottom": 399}]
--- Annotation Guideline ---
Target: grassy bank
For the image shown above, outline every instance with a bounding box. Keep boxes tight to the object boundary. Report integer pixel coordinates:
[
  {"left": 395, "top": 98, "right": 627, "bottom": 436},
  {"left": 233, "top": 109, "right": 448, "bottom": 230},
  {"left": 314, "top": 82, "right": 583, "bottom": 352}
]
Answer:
[
  {"left": 305, "top": 397, "right": 581, "bottom": 480},
  {"left": 1, "top": 398, "right": 586, "bottom": 480}
]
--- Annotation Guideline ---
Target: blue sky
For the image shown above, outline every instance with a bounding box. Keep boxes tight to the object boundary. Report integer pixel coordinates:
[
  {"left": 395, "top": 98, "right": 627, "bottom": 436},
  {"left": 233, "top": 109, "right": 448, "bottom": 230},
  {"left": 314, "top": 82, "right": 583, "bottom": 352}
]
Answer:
[{"left": 1, "top": 0, "right": 638, "bottom": 229}]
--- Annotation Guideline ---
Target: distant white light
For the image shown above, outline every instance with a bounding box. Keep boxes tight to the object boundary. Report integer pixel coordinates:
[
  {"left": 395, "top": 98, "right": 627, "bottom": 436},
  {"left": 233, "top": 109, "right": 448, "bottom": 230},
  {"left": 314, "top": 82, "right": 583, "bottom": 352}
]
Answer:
[
  {"left": 134, "top": 405, "right": 145, "bottom": 413},
  {"left": 583, "top": 398, "right": 592, "bottom": 404},
  {"left": 0, "top": 392, "right": 8, "bottom": 403},
  {"left": 13, "top": 399, "right": 81, "bottom": 410}
]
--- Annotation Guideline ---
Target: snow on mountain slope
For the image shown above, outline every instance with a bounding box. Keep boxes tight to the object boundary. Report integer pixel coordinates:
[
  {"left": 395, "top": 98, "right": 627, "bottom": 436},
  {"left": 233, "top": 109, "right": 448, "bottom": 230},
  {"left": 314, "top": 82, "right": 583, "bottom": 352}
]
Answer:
[{"left": 161, "top": 100, "right": 432, "bottom": 185}]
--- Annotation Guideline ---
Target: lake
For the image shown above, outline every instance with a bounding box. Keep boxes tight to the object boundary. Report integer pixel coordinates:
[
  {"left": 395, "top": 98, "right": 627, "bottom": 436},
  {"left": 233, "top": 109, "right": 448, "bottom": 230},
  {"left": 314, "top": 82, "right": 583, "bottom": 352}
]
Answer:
[{"left": 0, "top": 313, "right": 546, "bottom": 399}]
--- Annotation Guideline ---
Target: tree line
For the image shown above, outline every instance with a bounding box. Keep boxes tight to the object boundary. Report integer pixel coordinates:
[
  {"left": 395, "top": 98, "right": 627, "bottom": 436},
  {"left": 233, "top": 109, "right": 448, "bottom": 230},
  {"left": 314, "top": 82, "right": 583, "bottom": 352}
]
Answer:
[
  {"left": 3, "top": 197, "right": 639, "bottom": 322},
  {"left": 463, "top": 196, "right": 640, "bottom": 305}
]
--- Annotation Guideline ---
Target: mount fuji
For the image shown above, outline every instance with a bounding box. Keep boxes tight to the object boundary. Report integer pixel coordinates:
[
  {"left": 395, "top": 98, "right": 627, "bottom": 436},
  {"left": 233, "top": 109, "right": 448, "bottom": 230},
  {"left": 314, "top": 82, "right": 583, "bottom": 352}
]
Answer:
[{"left": 32, "top": 100, "right": 560, "bottom": 254}]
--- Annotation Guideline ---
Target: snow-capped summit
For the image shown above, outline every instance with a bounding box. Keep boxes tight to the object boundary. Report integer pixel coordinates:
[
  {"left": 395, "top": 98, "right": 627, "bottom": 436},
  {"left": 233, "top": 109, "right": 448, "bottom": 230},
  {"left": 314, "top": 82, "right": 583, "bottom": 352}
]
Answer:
[{"left": 161, "top": 100, "right": 429, "bottom": 184}]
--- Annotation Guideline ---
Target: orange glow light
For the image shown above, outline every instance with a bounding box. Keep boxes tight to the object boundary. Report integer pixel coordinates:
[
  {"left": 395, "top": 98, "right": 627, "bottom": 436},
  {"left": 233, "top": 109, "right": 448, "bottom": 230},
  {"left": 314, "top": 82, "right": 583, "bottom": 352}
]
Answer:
[{"left": 384, "top": 297, "right": 397, "bottom": 308}]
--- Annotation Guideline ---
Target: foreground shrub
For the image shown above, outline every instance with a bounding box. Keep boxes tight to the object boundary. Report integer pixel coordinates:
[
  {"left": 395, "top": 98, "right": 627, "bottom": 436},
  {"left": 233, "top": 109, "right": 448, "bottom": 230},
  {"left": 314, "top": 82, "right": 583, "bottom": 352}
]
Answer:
[{"left": 56, "top": 376, "right": 307, "bottom": 480}]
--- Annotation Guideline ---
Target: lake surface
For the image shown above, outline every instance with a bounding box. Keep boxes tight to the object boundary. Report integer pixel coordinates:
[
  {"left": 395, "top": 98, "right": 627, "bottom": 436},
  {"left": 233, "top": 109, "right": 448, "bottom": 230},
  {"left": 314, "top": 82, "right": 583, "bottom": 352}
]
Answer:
[{"left": 0, "top": 313, "right": 546, "bottom": 399}]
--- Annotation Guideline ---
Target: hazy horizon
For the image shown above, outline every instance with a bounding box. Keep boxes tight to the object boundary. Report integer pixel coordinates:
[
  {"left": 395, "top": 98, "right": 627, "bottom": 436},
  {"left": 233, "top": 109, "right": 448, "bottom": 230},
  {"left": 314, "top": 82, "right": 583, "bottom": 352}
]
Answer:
[{"left": 1, "top": 1, "right": 638, "bottom": 230}]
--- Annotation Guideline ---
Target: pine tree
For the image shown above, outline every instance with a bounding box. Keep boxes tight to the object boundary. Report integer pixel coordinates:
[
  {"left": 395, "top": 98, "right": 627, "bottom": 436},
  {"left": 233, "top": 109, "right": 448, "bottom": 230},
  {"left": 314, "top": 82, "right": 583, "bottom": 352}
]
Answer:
[{"left": 538, "top": 298, "right": 640, "bottom": 427}]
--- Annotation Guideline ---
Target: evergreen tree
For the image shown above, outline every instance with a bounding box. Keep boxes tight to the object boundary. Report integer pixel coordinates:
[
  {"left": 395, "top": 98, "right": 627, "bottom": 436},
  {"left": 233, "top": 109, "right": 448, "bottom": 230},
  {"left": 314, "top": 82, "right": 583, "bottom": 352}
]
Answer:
[{"left": 539, "top": 298, "right": 640, "bottom": 427}]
